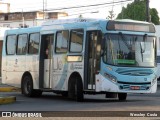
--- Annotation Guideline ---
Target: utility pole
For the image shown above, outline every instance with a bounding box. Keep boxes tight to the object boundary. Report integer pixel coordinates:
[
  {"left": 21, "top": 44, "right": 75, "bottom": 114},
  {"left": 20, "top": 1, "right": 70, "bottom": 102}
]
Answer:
[
  {"left": 22, "top": 9, "right": 24, "bottom": 28},
  {"left": 43, "top": 0, "right": 45, "bottom": 20},
  {"left": 43, "top": 0, "right": 47, "bottom": 20},
  {"left": 111, "top": 0, "right": 115, "bottom": 20},
  {"left": 146, "top": 0, "right": 150, "bottom": 22}
]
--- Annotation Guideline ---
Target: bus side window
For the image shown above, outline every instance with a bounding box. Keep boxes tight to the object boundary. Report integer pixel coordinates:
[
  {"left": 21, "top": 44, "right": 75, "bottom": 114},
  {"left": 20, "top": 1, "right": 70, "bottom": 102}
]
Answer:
[
  {"left": 56, "top": 30, "right": 69, "bottom": 53},
  {"left": 17, "top": 34, "right": 28, "bottom": 55},
  {"left": 70, "top": 29, "right": 84, "bottom": 53},
  {"left": 28, "top": 33, "right": 40, "bottom": 54},
  {"left": 6, "top": 35, "right": 17, "bottom": 55}
]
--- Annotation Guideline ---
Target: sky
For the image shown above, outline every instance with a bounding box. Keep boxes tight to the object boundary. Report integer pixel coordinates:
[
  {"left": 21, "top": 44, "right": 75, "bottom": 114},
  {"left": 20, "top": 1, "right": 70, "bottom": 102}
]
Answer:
[{"left": 1, "top": 0, "right": 160, "bottom": 19}]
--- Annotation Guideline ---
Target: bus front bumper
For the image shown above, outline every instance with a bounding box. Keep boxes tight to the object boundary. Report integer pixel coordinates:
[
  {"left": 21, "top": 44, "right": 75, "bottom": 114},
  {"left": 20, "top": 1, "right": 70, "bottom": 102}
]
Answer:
[{"left": 95, "top": 74, "right": 157, "bottom": 93}]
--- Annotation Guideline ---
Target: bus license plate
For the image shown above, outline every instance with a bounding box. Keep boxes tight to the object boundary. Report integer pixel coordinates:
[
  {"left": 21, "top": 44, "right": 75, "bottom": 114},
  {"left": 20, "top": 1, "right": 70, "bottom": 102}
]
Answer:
[{"left": 130, "top": 86, "right": 140, "bottom": 90}]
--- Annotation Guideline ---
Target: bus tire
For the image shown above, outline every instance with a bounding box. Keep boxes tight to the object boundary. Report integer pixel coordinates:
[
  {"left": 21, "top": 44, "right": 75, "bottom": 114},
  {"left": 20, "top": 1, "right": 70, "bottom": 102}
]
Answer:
[
  {"left": 118, "top": 93, "right": 127, "bottom": 101},
  {"left": 68, "top": 76, "right": 84, "bottom": 102},
  {"left": 22, "top": 75, "right": 42, "bottom": 97}
]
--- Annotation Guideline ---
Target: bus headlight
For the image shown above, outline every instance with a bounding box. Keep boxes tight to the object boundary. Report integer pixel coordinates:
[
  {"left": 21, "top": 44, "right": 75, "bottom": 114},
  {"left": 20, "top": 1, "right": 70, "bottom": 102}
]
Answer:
[{"left": 104, "top": 73, "right": 117, "bottom": 83}]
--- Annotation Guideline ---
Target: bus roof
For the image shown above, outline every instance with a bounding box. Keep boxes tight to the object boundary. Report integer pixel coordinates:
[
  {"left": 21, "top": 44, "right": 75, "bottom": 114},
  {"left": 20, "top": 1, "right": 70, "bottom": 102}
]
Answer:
[
  {"left": 42, "top": 18, "right": 106, "bottom": 26},
  {"left": 115, "top": 19, "right": 153, "bottom": 24},
  {"left": 5, "top": 26, "right": 41, "bottom": 35},
  {"left": 42, "top": 18, "right": 153, "bottom": 26},
  {"left": 4, "top": 18, "right": 155, "bottom": 36}
]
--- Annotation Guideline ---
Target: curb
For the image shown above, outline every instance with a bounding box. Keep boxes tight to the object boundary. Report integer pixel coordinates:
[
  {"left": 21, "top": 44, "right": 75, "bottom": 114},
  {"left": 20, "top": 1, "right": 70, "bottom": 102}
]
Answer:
[
  {"left": 0, "top": 87, "right": 18, "bottom": 105},
  {"left": 0, "top": 87, "right": 21, "bottom": 92},
  {"left": 0, "top": 96, "right": 16, "bottom": 105}
]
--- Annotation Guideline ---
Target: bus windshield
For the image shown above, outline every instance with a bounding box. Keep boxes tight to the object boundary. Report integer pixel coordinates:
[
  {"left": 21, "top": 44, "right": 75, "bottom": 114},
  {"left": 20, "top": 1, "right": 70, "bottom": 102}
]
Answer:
[{"left": 103, "top": 33, "right": 156, "bottom": 67}]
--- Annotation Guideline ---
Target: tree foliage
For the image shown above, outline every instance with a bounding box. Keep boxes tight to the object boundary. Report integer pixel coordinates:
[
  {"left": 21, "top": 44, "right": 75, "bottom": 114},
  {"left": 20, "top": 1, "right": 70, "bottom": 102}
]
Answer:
[
  {"left": 116, "top": 0, "right": 160, "bottom": 25},
  {"left": 150, "top": 8, "right": 160, "bottom": 25}
]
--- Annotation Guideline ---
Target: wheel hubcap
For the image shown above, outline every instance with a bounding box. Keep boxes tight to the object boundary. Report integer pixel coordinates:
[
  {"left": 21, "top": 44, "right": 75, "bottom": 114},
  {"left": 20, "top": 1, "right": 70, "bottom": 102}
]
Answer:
[{"left": 24, "top": 79, "right": 31, "bottom": 94}]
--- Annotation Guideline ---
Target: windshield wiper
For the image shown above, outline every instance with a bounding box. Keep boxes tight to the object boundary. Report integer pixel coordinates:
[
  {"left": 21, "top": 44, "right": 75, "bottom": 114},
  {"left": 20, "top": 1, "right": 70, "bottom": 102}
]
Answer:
[
  {"left": 142, "top": 34, "right": 147, "bottom": 52},
  {"left": 119, "top": 32, "right": 131, "bottom": 51},
  {"left": 140, "top": 43, "right": 144, "bottom": 62}
]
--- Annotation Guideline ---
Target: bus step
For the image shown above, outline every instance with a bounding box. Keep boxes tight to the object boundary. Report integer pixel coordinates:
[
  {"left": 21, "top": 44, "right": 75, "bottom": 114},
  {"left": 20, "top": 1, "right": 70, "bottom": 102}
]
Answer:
[
  {"left": 40, "top": 88, "right": 52, "bottom": 92},
  {"left": 84, "top": 90, "right": 96, "bottom": 94}
]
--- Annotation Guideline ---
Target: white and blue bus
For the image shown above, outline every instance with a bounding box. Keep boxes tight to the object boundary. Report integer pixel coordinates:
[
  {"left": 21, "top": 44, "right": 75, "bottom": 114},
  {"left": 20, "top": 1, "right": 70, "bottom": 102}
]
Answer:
[{"left": 2, "top": 18, "right": 157, "bottom": 101}]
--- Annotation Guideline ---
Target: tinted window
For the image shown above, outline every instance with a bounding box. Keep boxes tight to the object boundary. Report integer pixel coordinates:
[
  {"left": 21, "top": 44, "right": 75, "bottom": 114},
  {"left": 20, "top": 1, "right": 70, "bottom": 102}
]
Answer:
[
  {"left": 157, "top": 56, "right": 160, "bottom": 63},
  {"left": 56, "top": 30, "right": 69, "bottom": 53},
  {"left": 70, "top": 29, "right": 83, "bottom": 52},
  {"left": 6, "top": 35, "right": 16, "bottom": 55},
  {"left": 17, "top": 34, "right": 28, "bottom": 55},
  {"left": 29, "top": 33, "right": 40, "bottom": 54}
]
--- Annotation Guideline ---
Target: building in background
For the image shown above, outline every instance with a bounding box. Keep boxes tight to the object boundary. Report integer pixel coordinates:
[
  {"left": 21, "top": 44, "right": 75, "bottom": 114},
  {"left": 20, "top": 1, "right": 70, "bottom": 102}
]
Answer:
[
  {"left": 0, "top": 2, "right": 10, "bottom": 13},
  {"left": 0, "top": 1, "right": 68, "bottom": 28},
  {"left": 0, "top": 11, "right": 68, "bottom": 28},
  {"left": 0, "top": 1, "right": 68, "bottom": 76}
]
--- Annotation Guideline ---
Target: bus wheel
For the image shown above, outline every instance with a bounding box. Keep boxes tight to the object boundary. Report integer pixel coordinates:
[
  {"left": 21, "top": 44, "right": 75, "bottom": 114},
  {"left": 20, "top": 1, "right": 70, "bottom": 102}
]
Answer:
[
  {"left": 22, "top": 75, "right": 34, "bottom": 97},
  {"left": 22, "top": 75, "right": 42, "bottom": 97},
  {"left": 68, "top": 76, "right": 84, "bottom": 102},
  {"left": 118, "top": 93, "right": 127, "bottom": 101}
]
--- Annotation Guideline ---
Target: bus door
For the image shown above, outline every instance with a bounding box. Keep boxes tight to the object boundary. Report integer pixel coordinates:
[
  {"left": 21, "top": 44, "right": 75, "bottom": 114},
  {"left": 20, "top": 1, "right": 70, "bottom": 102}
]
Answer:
[
  {"left": 39, "top": 34, "right": 54, "bottom": 89},
  {"left": 84, "top": 30, "right": 102, "bottom": 90}
]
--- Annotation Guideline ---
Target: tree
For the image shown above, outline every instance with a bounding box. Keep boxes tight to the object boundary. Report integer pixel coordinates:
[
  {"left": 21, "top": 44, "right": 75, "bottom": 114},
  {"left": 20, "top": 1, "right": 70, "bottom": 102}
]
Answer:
[
  {"left": 150, "top": 8, "right": 160, "bottom": 25},
  {"left": 116, "top": 0, "right": 160, "bottom": 25}
]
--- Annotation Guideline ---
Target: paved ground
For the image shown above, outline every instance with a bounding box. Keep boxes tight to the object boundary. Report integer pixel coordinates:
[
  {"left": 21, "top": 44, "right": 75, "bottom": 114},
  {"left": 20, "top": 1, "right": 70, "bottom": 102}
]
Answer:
[{"left": 0, "top": 79, "right": 160, "bottom": 118}]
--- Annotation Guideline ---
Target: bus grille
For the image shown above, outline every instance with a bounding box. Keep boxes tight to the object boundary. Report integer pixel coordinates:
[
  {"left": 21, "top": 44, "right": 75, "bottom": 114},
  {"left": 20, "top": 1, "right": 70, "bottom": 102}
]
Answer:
[
  {"left": 117, "top": 81, "right": 151, "bottom": 85},
  {"left": 119, "top": 85, "right": 150, "bottom": 90},
  {"left": 118, "top": 82, "right": 150, "bottom": 90},
  {"left": 116, "top": 68, "right": 153, "bottom": 76}
]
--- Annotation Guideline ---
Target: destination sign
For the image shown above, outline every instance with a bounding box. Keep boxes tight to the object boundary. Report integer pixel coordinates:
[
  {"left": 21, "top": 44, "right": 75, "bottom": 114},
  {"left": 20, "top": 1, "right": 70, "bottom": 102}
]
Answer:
[{"left": 107, "top": 21, "right": 155, "bottom": 33}]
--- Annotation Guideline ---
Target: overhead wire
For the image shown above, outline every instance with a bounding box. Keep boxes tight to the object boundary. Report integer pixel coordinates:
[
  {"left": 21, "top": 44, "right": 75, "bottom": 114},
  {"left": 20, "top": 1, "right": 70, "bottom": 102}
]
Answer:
[
  {"left": 9, "top": 0, "right": 133, "bottom": 13},
  {"left": 66, "top": 2, "right": 126, "bottom": 15},
  {"left": 44, "top": 0, "right": 133, "bottom": 11},
  {"left": 9, "top": 0, "right": 72, "bottom": 11},
  {"left": 0, "top": 0, "right": 134, "bottom": 24}
]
